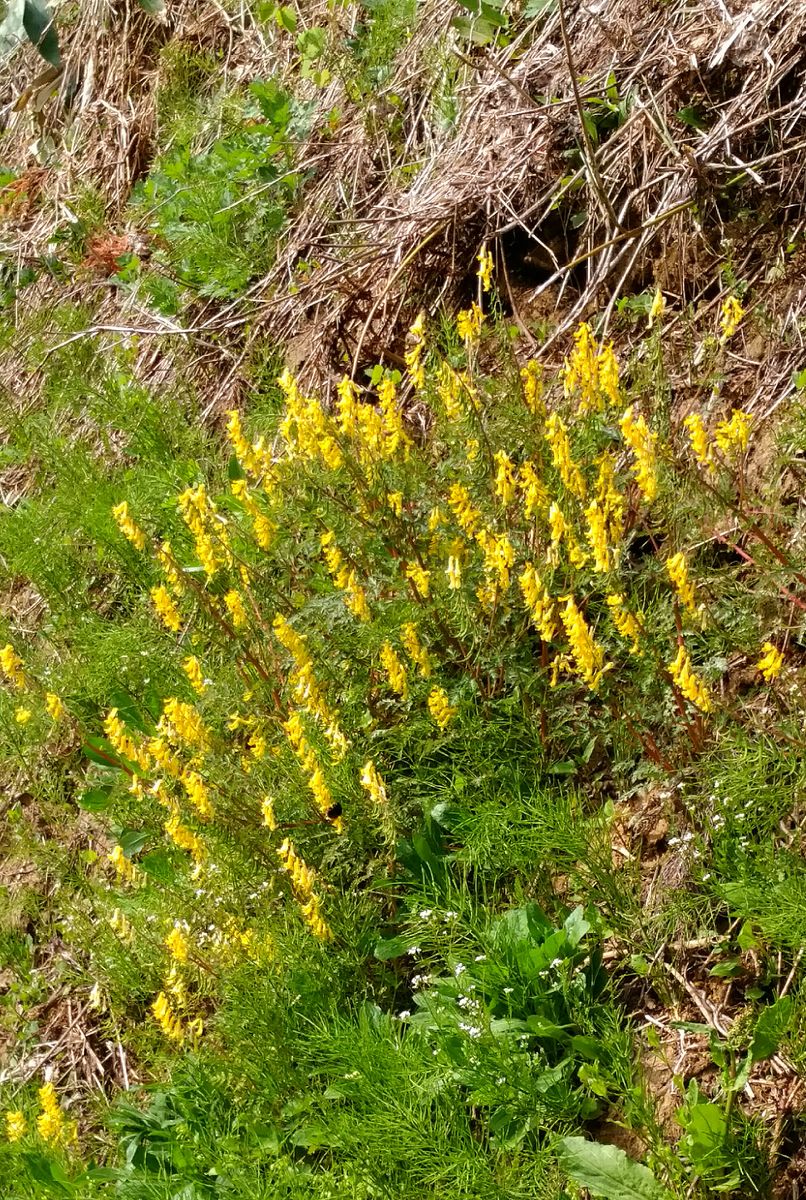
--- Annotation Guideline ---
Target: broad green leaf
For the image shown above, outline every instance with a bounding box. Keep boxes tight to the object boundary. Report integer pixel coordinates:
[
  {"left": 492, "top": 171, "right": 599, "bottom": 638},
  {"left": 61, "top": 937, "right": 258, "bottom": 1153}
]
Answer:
[
  {"left": 559, "top": 1137, "right": 672, "bottom": 1200},
  {"left": 749, "top": 995, "right": 792, "bottom": 1063},
  {"left": 82, "top": 737, "right": 128, "bottom": 771},
  {"left": 118, "top": 828, "right": 149, "bottom": 858},
  {"left": 374, "top": 934, "right": 416, "bottom": 960},
  {"left": 0, "top": 0, "right": 27, "bottom": 58},
  {"left": 274, "top": 4, "right": 296, "bottom": 30},
  {"left": 136, "top": 0, "right": 165, "bottom": 13},
  {"left": 22, "top": 0, "right": 60, "bottom": 66},
  {"left": 78, "top": 787, "right": 114, "bottom": 813}
]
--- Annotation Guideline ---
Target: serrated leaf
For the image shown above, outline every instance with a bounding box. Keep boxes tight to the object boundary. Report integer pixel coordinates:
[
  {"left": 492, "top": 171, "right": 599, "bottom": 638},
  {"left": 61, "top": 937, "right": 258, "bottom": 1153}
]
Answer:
[
  {"left": 749, "top": 995, "right": 792, "bottom": 1063},
  {"left": 559, "top": 1137, "right": 672, "bottom": 1200}
]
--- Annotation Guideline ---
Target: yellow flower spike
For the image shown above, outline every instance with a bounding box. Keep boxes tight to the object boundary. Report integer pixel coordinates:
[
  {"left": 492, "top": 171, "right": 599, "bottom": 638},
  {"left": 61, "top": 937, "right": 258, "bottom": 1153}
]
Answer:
[
  {"left": 404, "top": 561, "right": 431, "bottom": 598},
  {"left": 1, "top": 643, "right": 27, "bottom": 690},
  {"left": 476, "top": 528, "right": 514, "bottom": 592},
  {"left": 719, "top": 295, "right": 744, "bottom": 342},
  {"left": 108, "top": 844, "right": 139, "bottom": 885},
  {"left": 619, "top": 405, "right": 658, "bottom": 503},
  {"left": 548, "top": 503, "right": 567, "bottom": 564},
  {"left": 648, "top": 288, "right": 666, "bottom": 329},
  {"left": 360, "top": 760, "right": 388, "bottom": 806},
  {"left": 109, "top": 908, "right": 135, "bottom": 944},
  {"left": 45, "top": 693, "right": 66, "bottom": 722},
  {"left": 562, "top": 322, "right": 600, "bottom": 414},
  {"left": 494, "top": 451, "right": 517, "bottom": 506},
  {"left": 182, "top": 655, "right": 207, "bottom": 696},
  {"left": 5, "top": 1110, "right": 27, "bottom": 1142},
  {"left": 404, "top": 312, "right": 426, "bottom": 391},
  {"left": 151, "top": 991, "right": 184, "bottom": 1043},
  {"left": 596, "top": 342, "right": 620, "bottom": 408},
  {"left": 165, "top": 924, "right": 190, "bottom": 965},
  {"left": 224, "top": 589, "right": 248, "bottom": 629},
  {"left": 519, "top": 460, "right": 548, "bottom": 520},
  {"left": 583, "top": 499, "right": 612, "bottom": 574},
  {"left": 164, "top": 811, "right": 206, "bottom": 867},
  {"left": 714, "top": 409, "right": 753, "bottom": 457},
  {"left": 756, "top": 641, "right": 783, "bottom": 682},
  {"left": 181, "top": 768, "right": 214, "bottom": 820},
  {"left": 225, "top": 409, "right": 262, "bottom": 477},
  {"left": 148, "top": 736, "right": 182, "bottom": 779},
  {"left": 456, "top": 302, "right": 484, "bottom": 345},
  {"left": 36, "top": 1083, "right": 65, "bottom": 1145},
  {"left": 104, "top": 708, "right": 152, "bottom": 771},
  {"left": 151, "top": 585, "right": 182, "bottom": 633},
  {"left": 387, "top": 491, "right": 403, "bottom": 519},
  {"left": 559, "top": 596, "right": 609, "bottom": 691},
  {"left": 112, "top": 500, "right": 146, "bottom": 551},
  {"left": 669, "top": 645, "right": 712, "bottom": 712},
  {"left": 428, "top": 686, "right": 458, "bottom": 730},
  {"left": 438, "top": 362, "right": 464, "bottom": 421},
  {"left": 477, "top": 243, "right": 494, "bottom": 292},
  {"left": 261, "top": 796, "right": 278, "bottom": 831},
  {"left": 545, "top": 413, "right": 586, "bottom": 499},
  {"left": 14, "top": 706, "right": 31, "bottom": 725},
  {"left": 606, "top": 594, "right": 645, "bottom": 656},
  {"left": 465, "top": 437, "right": 480, "bottom": 463},
  {"left": 519, "top": 565, "right": 556, "bottom": 642},
  {"left": 156, "top": 541, "right": 185, "bottom": 596},
  {"left": 160, "top": 698, "right": 210, "bottom": 751},
  {"left": 400, "top": 622, "right": 432, "bottom": 678},
  {"left": 666, "top": 551, "right": 698, "bottom": 618},
  {"left": 520, "top": 360, "right": 544, "bottom": 417},
  {"left": 273, "top": 613, "right": 311, "bottom": 669},
  {"left": 380, "top": 642, "right": 408, "bottom": 700},
  {"left": 683, "top": 413, "right": 712, "bottom": 468}
]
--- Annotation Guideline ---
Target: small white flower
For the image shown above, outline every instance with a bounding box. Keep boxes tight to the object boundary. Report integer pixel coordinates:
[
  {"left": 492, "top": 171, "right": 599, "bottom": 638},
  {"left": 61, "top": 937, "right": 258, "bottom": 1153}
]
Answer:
[
  {"left": 453, "top": 963, "right": 466, "bottom": 976},
  {"left": 408, "top": 945, "right": 421, "bottom": 957},
  {"left": 419, "top": 909, "right": 433, "bottom": 919},
  {"left": 474, "top": 954, "right": 487, "bottom": 962}
]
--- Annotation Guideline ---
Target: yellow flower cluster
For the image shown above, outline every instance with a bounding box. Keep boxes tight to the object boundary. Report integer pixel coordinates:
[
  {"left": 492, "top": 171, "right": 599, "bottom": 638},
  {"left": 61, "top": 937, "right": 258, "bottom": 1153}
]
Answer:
[
  {"left": 112, "top": 500, "right": 146, "bottom": 551},
  {"left": 151, "top": 991, "right": 185, "bottom": 1042},
  {"left": 37, "top": 1083, "right": 71, "bottom": 1146},
  {"left": 5, "top": 1109, "right": 27, "bottom": 1142},
  {"left": 273, "top": 614, "right": 348, "bottom": 763},
  {"left": 165, "top": 923, "right": 190, "bottom": 964},
  {"left": 669, "top": 645, "right": 712, "bottom": 712},
  {"left": 456, "top": 302, "right": 484, "bottom": 345},
  {"left": 181, "top": 768, "right": 214, "bottom": 820},
  {"left": 360, "top": 760, "right": 388, "bottom": 806},
  {"left": 277, "top": 839, "right": 331, "bottom": 940},
  {"left": 182, "top": 655, "right": 207, "bottom": 696},
  {"left": 606, "top": 594, "right": 644, "bottom": 656},
  {"left": 321, "top": 531, "right": 371, "bottom": 621},
  {"left": 1, "top": 643, "right": 26, "bottom": 690},
  {"left": 494, "top": 451, "right": 517, "bottom": 506},
  {"left": 224, "top": 589, "right": 248, "bottom": 629},
  {"left": 405, "top": 313, "right": 426, "bottom": 391},
  {"left": 548, "top": 503, "right": 587, "bottom": 569},
  {"left": 476, "top": 528, "right": 515, "bottom": 594},
  {"left": 278, "top": 368, "right": 343, "bottom": 469},
  {"left": 160, "top": 698, "right": 211, "bottom": 751},
  {"left": 177, "top": 484, "right": 231, "bottom": 578},
  {"left": 519, "top": 460, "right": 547, "bottom": 520},
  {"left": 562, "top": 322, "right": 620, "bottom": 413},
  {"left": 666, "top": 552, "right": 698, "bottom": 618},
  {"left": 405, "top": 561, "right": 431, "bottom": 598},
  {"left": 545, "top": 413, "right": 586, "bottom": 499},
  {"left": 156, "top": 541, "right": 185, "bottom": 595},
  {"left": 261, "top": 796, "right": 278, "bottom": 830},
  {"left": 519, "top": 565, "right": 556, "bottom": 641},
  {"left": 165, "top": 811, "right": 206, "bottom": 871},
  {"left": 714, "top": 409, "right": 752, "bottom": 456},
  {"left": 104, "top": 708, "right": 151, "bottom": 772},
  {"left": 683, "top": 412, "right": 712, "bottom": 468},
  {"left": 225, "top": 409, "right": 266, "bottom": 480},
  {"left": 520, "top": 360, "right": 544, "bottom": 417},
  {"left": 619, "top": 405, "right": 658, "bottom": 503},
  {"left": 231, "top": 478, "right": 275, "bottom": 550},
  {"left": 45, "top": 692, "right": 66, "bottom": 721},
  {"left": 400, "top": 622, "right": 431, "bottom": 678},
  {"left": 428, "top": 686, "right": 457, "bottom": 729},
  {"left": 109, "top": 908, "right": 135, "bottom": 944},
  {"left": 756, "top": 641, "right": 783, "bottom": 681},
  {"left": 380, "top": 641, "right": 408, "bottom": 700},
  {"left": 151, "top": 584, "right": 182, "bottom": 633},
  {"left": 559, "top": 596, "right": 608, "bottom": 690},
  {"left": 719, "top": 295, "right": 744, "bottom": 342},
  {"left": 108, "top": 844, "right": 139, "bottom": 885},
  {"left": 336, "top": 378, "right": 408, "bottom": 469},
  {"left": 477, "top": 244, "right": 494, "bottom": 292}
]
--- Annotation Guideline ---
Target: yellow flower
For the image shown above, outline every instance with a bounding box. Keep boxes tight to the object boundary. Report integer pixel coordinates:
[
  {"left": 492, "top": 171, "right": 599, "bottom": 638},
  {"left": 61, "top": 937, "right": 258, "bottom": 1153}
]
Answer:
[
  {"left": 494, "top": 451, "right": 517, "bottom": 506},
  {"left": 360, "top": 760, "right": 388, "bottom": 806},
  {"left": 0, "top": 643, "right": 26, "bottom": 690},
  {"left": 438, "top": 362, "right": 464, "bottom": 421},
  {"left": 112, "top": 500, "right": 146, "bottom": 551},
  {"left": 299, "top": 893, "right": 332, "bottom": 940},
  {"left": 519, "top": 460, "right": 547, "bottom": 520},
  {"left": 36, "top": 1084, "right": 66, "bottom": 1145},
  {"left": 104, "top": 708, "right": 152, "bottom": 771},
  {"left": 714, "top": 409, "right": 752, "bottom": 456},
  {"left": 465, "top": 437, "right": 480, "bottom": 463},
  {"left": 560, "top": 596, "right": 608, "bottom": 690},
  {"left": 151, "top": 585, "right": 182, "bottom": 633},
  {"left": 5, "top": 1110, "right": 27, "bottom": 1142},
  {"left": 756, "top": 641, "right": 783, "bottom": 682},
  {"left": 400, "top": 622, "right": 431, "bottom": 677},
  {"left": 14, "top": 706, "right": 31, "bottom": 725},
  {"left": 584, "top": 499, "right": 612, "bottom": 574},
  {"left": 261, "top": 796, "right": 278, "bottom": 830},
  {"left": 545, "top": 413, "right": 586, "bottom": 499},
  {"left": 387, "top": 491, "right": 403, "bottom": 518},
  {"left": 380, "top": 642, "right": 408, "bottom": 700},
  {"left": 165, "top": 924, "right": 190, "bottom": 964},
  {"left": 477, "top": 243, "right": 494, "bottom": 291},
  {"left": 181, "top": 768, "right": 214, "bottom": 820},
  {"left": 648, "top": 288, "right": 665, "bottom": 329},
  {"left": 476, "top": 528, "right": 514, "bottom": 592},
  {"left": 273, "top": 613, "right": 311, "bottom": 668},
  {"left": 165, "top": 811, "right": 206, "bottom": 867},
  {"left": 182, "top": 655, "right": 207, "bottom": 696},
  {"left": 225, "top": 589, "right": 248, "bottom": 629},
  {"left": 606, "top": 594, "right": 644, "bottom": 656},
  {"left": 666, "top": 551, "right": 698, "bottom": 618},
  {"left": 160, "top": 698, "right": 210, "bottom": 751},
  {"left": 428, "top": 686, "right": 457, "bottom": 729},
  {"left": 109, "top": 908, "right": 135, "bottom": 944},
  {"left": 684, "top": 413, "right": 712, "bottom": 468},
  {"left": 669, "top": 645, "right": 712, "bottom": 712},
  {"left": 446, "top": 554, "right": 462, "bottom": 590},
  {"left": 519, "top": 565, "right": 556, "bottom": 641},
  {"left": 225, "top": 409, "right": 262, "bottom": 477},
  {"left": 156, "top": 541, "right": 185, "bottom": 595},
  {"left": 151, "top": 991, "right": 184, "bottom": 1042},
  {"left": 619, "top": 405, "right": 658, "bottom": 503},
  {"left": 719, "top": 295, "right": 744, "bottom": 342},
  {"left": 456, "top": 302, "right": 484, "bottom": 345},
  {"left": 596, "top": 342, "right": 620, "bottom": 408},
  {"left": 404, "top": 561, "right": 431, "bottom": 598},
  {"left": 45, "top": 693, "right": 66, "bottom": 722},
  {"left": 562, "top": 323, "right": 618, "bottom": 413}
]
